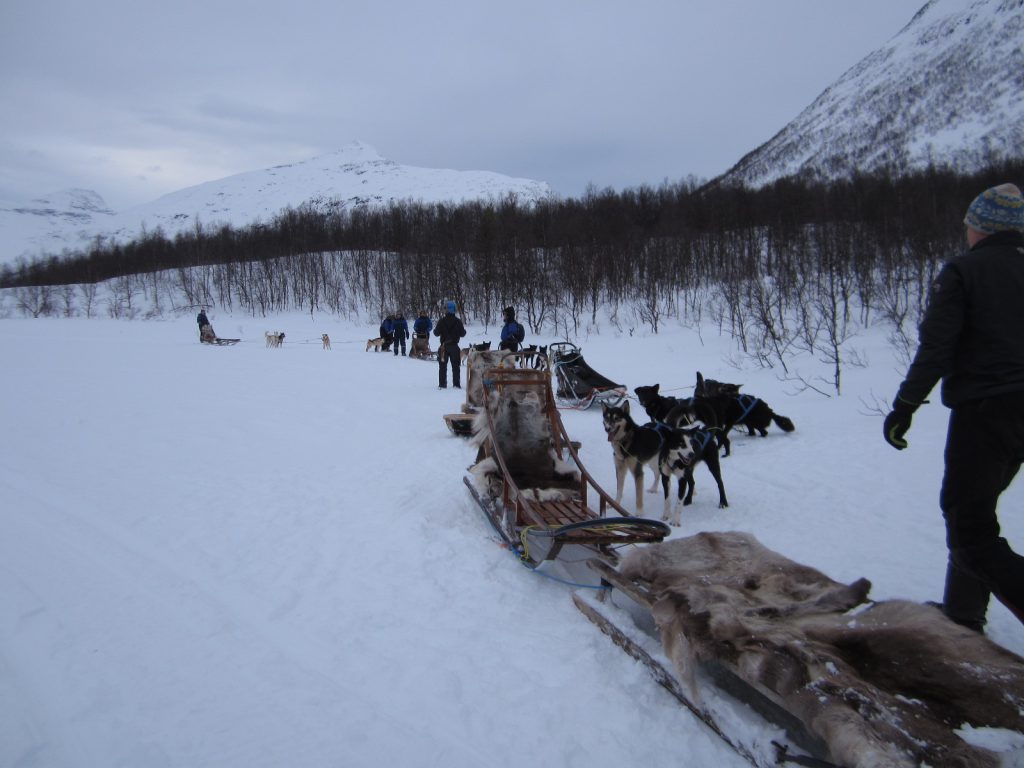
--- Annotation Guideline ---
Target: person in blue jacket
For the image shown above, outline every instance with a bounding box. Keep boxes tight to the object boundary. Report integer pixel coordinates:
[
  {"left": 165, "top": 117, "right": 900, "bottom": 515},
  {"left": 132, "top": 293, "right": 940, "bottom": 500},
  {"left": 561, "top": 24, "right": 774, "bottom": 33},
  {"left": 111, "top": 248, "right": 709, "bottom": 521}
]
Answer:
[
  {"left": 380, "top": 314, "right": 395, "bottom": 352},
  {"left": 498, "top": 306, "right": 525, "bottom": 352},
  {"left": 392, "top": 312, "right": 409, "bottom": 356},
  {"left": 413, "top": 310, "right": 433, "bottom": 339}
]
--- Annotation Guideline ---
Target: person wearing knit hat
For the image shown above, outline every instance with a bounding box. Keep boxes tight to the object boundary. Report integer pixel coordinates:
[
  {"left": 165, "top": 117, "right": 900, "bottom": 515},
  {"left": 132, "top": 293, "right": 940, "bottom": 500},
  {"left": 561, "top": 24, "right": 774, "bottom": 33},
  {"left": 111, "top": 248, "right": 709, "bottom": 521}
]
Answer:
[
  {"left": 963, "top": 183, "right": 1024, "bottom": 235},
  {"left": 884, "top": 182, "right": 1024, "bottom": 633}
]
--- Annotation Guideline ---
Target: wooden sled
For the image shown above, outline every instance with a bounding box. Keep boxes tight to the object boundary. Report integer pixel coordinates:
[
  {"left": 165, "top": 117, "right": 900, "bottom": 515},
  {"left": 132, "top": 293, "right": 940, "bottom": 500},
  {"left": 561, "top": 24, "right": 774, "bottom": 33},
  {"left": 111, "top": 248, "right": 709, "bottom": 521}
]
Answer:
[
  {"left": 574, "top": 532, "right": 1024, "bottom": 768},
  {"left": 202, "top": 337, "right": 240, "bottom": 346},
  {"left": 464, "top": 366, "right": 669, "bottom": 576}
]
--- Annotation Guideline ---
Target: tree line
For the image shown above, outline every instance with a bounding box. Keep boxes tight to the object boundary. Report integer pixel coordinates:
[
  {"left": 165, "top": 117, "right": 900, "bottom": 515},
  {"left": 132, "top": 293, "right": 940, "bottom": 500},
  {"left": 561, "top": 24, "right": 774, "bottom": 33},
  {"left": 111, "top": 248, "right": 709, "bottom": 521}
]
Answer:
[{"left": 3, "top": 161, "right": 1021, "bottom": 392}]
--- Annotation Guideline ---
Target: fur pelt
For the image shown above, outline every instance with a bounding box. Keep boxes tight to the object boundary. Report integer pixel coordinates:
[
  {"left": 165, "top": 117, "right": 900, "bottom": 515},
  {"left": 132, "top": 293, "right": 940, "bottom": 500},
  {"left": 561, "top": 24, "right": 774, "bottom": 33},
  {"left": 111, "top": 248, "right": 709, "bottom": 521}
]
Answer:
[
  {"left": 463, "top": 349, "right": 515, "bottom": 410},
  {"left": 469, "top": 386, "right": 578, "bottom": 501},
  {"left": 620, "top": 532, "right": 1024, "bottom": 768}
]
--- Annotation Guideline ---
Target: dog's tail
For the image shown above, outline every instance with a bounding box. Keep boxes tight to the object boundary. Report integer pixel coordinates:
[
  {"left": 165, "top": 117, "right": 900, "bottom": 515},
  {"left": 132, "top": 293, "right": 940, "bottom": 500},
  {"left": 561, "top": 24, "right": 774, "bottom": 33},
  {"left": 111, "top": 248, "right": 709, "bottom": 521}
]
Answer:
[{"left": 772, "top": 413, "right": 796, "bottom": 432}]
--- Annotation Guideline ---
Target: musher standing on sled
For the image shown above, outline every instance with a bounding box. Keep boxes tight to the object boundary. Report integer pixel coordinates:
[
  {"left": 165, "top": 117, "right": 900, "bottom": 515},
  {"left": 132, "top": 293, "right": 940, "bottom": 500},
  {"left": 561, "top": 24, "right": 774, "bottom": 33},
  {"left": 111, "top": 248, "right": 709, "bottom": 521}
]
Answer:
[
  {"left": 884, "top": 183, "right": 1024, "bottom": 632},
  {"left": 434, "top": 300, "right": 466, "bottom": 389}
]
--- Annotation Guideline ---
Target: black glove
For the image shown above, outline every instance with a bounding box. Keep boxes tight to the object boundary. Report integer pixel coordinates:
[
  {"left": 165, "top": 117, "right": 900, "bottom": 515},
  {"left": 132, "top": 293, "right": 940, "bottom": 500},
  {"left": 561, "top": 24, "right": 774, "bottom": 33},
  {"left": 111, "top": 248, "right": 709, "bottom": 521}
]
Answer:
[{"left": 883, "top": 397, "right": 919, "bottom": 450}]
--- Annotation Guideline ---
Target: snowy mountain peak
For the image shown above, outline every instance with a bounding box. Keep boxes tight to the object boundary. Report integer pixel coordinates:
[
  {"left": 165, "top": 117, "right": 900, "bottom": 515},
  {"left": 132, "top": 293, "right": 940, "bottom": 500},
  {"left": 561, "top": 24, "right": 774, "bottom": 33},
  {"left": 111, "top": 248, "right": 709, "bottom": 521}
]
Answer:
[
  {"left": 0, "top": 145, "right": 552, "bottom": 265},
  {"left": 25, "top": 188, "right": 114, "bottom": 215},
  {"left": 717, "top": 0, "right": 1024, "bottom": 188}
]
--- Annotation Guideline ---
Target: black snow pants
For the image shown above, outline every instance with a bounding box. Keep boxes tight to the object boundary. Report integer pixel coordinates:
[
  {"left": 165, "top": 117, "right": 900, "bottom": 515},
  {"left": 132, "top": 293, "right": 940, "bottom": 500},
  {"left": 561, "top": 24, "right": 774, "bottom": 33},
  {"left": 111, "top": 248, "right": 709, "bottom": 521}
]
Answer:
[{"left": 939, "top": 392, "right": 1024, "bottom": 628}]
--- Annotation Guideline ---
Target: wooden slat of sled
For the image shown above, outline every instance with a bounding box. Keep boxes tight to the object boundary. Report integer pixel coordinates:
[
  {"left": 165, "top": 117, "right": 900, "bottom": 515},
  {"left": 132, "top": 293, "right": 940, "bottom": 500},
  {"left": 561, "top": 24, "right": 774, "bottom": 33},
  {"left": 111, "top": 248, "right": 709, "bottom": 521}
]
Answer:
[{"left": 532, "top": 499, "right": 594, "bottom": 527}]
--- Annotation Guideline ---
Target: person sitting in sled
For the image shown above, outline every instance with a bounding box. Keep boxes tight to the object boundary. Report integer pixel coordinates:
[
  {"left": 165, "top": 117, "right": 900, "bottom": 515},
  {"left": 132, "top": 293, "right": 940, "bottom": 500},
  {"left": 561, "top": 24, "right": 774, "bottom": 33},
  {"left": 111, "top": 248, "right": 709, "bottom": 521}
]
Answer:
[
  {"left": 411, "top": 310, "right": 433, "bottom": 358},
  {"left": 498, "top": 306, "right": 525, "bottom": 353},
  {"left": 413, "top": 310, "right": 433, "bottom": 340},
  {"left": 196, "top": 309, "right": 216, "bottom": 343}
]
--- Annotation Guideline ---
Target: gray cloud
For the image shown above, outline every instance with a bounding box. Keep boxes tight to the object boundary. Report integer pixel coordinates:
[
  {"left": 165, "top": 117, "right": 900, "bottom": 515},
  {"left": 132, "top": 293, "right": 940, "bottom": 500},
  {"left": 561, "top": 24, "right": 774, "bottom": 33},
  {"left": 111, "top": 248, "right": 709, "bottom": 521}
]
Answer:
[{"left": 0, "top": 0, "right": 925, "bottom": 209}]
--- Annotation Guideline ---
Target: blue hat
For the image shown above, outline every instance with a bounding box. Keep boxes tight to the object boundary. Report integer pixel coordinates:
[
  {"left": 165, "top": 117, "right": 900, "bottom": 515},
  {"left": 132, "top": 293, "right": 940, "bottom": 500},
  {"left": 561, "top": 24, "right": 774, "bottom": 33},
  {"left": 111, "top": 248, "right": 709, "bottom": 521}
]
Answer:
[
  {"left": 964, "top": 183, "right": 1024, "bottom": 234},
  {"left": 447, "top": 300, "right": 456, "bottom": 313}
]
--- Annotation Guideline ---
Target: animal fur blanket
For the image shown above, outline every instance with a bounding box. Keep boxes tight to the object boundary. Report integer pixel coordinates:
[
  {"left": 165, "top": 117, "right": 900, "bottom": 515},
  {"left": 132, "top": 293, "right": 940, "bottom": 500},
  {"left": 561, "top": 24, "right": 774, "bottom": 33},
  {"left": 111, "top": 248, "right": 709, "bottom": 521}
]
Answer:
[
  {"left": 462, "top": 349, "right": 515, "bottom": 413},
  {"left": 469, "top": 385, "right": 578, "bottom": 502},
  {"left": 620, "top": 532, "right": 1024, "bottom": 768}
]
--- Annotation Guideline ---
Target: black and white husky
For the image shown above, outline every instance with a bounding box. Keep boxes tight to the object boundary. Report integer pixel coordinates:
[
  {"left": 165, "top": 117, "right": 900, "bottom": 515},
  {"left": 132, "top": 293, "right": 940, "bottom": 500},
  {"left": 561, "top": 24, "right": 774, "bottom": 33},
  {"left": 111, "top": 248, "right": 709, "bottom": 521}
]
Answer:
[
  {"left": 657, "top": 425, "right": 729, "bottom": 525},
  {"left": 601, "top": 401, "right": 665, "bottom": 515}
]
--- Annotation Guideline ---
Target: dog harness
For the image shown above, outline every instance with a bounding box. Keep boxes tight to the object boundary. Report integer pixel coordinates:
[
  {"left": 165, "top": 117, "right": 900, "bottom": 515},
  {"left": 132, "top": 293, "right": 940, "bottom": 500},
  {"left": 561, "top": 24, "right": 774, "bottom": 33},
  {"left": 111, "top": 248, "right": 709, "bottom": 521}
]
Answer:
[{"left": 735, "top": 394, "right": 760, "bottom": 421}]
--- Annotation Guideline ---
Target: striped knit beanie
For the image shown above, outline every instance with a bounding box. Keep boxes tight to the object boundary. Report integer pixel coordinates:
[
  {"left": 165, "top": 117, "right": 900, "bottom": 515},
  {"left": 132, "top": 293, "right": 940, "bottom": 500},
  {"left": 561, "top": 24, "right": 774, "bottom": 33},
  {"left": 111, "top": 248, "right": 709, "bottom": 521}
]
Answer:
[{"left": 963, "top": 183, "right": 1024, "bottom": 234}]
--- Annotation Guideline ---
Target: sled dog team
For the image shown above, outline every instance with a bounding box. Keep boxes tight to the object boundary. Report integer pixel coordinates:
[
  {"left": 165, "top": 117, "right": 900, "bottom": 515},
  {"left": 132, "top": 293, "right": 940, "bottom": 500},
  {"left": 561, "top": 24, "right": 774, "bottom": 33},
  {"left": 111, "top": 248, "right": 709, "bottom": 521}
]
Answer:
[
  {"left": 365, "top": 335, "right": 548, "bottom": 370},
  {"left": 603, "top": 372, "right": 795, "bottom": 526},
  {"left": 261, "top": 332, "right": 331, "bottom": 349}
]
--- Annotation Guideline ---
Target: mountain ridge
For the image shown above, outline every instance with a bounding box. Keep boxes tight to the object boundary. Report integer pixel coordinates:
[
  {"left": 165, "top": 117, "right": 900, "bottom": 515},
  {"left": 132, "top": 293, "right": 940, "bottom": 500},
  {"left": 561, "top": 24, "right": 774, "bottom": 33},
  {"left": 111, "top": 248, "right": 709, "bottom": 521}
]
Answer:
[
  {"left": 716, "top": 0, "right": 1024, "bottom": 188},
  {"left": 0, "top": 142, "right": 551, "bottom": 266}
]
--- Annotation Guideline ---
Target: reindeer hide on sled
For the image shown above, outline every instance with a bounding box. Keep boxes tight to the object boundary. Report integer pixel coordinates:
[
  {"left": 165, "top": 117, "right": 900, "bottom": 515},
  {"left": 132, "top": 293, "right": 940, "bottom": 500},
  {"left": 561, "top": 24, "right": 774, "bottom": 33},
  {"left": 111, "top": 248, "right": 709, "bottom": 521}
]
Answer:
[{"left": 620, "top": 532, "right": 1024, "bottom": 768}]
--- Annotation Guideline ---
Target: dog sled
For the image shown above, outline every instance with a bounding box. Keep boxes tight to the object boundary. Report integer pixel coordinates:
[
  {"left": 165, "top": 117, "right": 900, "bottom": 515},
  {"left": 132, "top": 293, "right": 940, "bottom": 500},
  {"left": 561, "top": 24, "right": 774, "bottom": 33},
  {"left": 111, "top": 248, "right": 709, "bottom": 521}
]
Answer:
[
  {"left": 574, "top": 531, "right": 1024, "bottom": 768},
  {"left": 409, "top": 336, "right": 437, "bottom": 361},
  {"left": 199, "top": 324, "right": 239, "bottom": 346},
  {"left": 462, "top": 363, "right": 669, "bottom": 574},
  {"left": 549, "top": 342, "right": 626, "bottom": 409}
]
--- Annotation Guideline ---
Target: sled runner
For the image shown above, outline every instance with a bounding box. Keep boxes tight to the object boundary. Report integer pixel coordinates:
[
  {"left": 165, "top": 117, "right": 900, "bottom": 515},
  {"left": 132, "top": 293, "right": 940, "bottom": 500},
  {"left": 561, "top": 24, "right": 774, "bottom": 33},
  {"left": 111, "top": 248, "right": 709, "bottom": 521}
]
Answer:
[
  {"left": 575, "top": 532, "right": 1024, "bottom": 768},
  {"left": 549, "top": 342, "right": 626, "bottom": 409},
  {"left": 464, "top": 365, "right": 669, "bottom": 574},
  {"left": 202, "top": 337, "right": 240, "bottom": 346}
]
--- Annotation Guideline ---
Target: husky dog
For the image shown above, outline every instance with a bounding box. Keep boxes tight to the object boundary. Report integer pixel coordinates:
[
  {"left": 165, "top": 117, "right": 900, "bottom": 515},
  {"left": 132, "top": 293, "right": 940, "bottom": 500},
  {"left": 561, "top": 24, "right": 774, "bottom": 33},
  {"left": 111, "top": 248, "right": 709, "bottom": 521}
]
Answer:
[
  {"left": 601, "top": 401, "right": 666, "bottom": 515},
  {"left": 517, "top": 344, "right": 538, "bottom": 368},
  {"left": 265, "top": 331, "right": 284, "bottom": 348},
  {"left": 532, "top": 345, "right": 549, "bottom": 371},
  {"left": 322, "top": 334, "right": 331, "bottom": 350},
  {"left": 658, "top": 425, "right": 729, "bottom": 524},
  {"left": 633, "top": 383, "right": 700, "bottom": 429},
  {"left": 694, "top": 372, "right": 795, "bottom": 456},
  {"left": 460, "top": 341, "right": 491, "bottom": 364},
  {"left": 366, "top": 337, "right": 384, "bottom": 352}
]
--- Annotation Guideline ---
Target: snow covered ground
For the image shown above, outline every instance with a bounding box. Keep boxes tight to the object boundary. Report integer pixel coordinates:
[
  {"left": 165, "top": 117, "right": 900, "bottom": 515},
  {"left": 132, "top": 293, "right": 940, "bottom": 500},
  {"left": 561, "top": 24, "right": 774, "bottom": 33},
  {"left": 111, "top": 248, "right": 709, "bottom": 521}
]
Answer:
[{"left": 2, "top": 310, "right": 1023, "bottom": 767}]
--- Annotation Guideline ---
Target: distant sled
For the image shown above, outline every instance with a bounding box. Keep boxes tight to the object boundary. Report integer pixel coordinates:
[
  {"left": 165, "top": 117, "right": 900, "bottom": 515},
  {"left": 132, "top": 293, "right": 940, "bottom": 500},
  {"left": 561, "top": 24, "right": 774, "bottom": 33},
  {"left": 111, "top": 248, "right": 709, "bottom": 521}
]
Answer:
[{"left": 549, "top": 342, "right": 626, "bottom": 409}]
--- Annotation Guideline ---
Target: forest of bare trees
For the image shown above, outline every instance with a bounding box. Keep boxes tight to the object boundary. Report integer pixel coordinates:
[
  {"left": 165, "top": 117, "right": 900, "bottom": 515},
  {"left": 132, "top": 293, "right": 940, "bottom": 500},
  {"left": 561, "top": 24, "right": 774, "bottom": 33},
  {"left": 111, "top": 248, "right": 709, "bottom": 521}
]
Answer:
[{"left": 2, "top": 162, "right": 1021, "bottom": 392}]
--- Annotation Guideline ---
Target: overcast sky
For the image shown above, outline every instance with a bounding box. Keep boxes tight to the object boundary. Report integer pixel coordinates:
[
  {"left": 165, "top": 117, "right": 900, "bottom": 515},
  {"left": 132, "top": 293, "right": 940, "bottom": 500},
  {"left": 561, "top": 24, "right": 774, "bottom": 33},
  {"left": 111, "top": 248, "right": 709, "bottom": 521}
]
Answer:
[{"left": 0, "top": 0, "right": 926, "bottom": 210}]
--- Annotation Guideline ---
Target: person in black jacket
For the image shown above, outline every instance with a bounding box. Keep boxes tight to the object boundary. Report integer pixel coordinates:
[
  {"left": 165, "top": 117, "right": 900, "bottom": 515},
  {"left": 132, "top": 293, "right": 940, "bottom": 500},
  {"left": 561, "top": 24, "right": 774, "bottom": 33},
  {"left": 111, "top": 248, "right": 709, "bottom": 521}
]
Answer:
[
  {"left": 196, "top": 309, "right": 214, "bottom": 342},
  {"left": 433, "top": 300, "right": 466, "bottom": 388},
  {"left": 884, "top": 183, "right": 1024, "bottom": 632}
]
